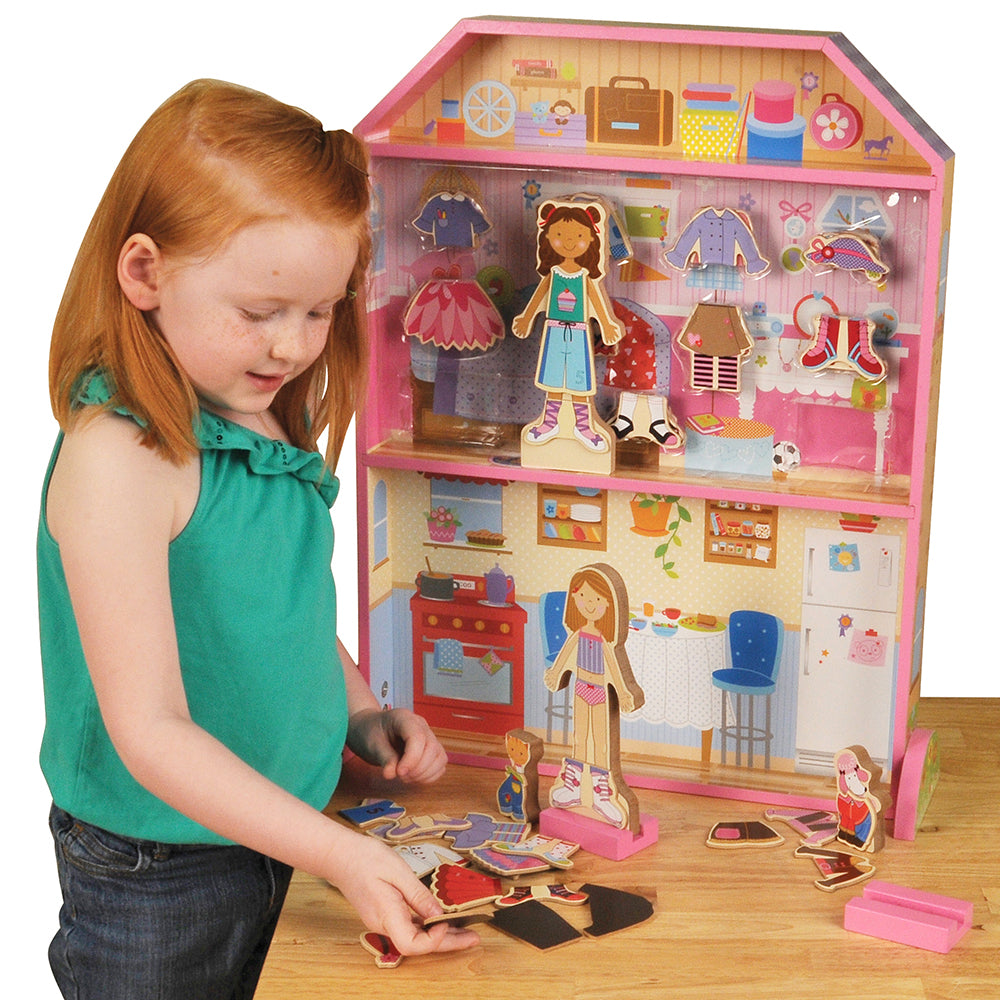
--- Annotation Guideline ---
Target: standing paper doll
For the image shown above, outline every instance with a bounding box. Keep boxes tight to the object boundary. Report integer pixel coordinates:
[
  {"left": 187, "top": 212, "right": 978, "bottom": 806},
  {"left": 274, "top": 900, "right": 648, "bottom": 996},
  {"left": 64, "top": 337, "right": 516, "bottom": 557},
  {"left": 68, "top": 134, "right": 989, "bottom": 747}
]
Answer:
[
  {"left": 497, "top": 729, "right": 543, "bottom": 824},
  {"left": 834, "top": 745, "right": 891, "bottom": 852},
  {"left": 544, "top": 564, "right": 644, "bottom": 832},
  {"left": 512, "top": 199, "right": 624, "bottom": 470}
]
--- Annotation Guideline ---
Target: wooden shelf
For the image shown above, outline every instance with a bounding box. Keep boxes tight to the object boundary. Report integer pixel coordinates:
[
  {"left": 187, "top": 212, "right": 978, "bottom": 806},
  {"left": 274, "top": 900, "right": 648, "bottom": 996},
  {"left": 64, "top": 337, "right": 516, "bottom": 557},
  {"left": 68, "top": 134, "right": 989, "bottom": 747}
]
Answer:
[
  {"left": 364, "top": 439, "right": 914, "bottom": 517},
  {"left": 704, "top": 500, "right": 778, "bottom": 569},
  {"left": 536, "top": 484, "right": 607, "bottom": 551}
]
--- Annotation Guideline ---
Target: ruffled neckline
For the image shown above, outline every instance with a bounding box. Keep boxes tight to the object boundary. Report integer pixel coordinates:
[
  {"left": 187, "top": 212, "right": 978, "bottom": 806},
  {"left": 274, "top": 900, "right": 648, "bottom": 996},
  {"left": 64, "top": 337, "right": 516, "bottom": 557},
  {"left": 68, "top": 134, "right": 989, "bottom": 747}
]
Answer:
[{"left": 76, "top": 371, "right": 339, "bottom": 508}]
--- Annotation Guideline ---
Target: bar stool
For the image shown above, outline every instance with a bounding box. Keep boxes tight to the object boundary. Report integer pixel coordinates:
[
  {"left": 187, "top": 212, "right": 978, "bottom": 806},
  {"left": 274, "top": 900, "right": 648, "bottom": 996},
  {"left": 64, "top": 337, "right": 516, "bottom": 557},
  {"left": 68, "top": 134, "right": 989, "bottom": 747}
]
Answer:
[{"left": 712, "top": 611, "right": 784, "bottom": 768}]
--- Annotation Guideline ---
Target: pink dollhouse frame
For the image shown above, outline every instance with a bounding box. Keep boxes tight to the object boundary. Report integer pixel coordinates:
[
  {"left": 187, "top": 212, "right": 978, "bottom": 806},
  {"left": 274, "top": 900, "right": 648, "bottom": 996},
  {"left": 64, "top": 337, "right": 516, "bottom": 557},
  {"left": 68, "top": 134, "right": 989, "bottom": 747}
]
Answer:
[{"left": 352, "top": 17, "right": 953, "bottom": 819}]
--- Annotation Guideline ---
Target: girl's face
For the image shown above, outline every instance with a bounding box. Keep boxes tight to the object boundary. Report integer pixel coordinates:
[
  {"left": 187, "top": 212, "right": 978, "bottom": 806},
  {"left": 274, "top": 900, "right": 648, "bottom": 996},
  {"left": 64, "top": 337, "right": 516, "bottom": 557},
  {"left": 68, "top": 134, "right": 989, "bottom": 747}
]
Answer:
[
  {"left": 572, "top": 580, "right": 609, "bottom": 626},
  {"left": 145, "top": 217, "right": 358, "bottom": 429},
  {"left": 546, "top": 218, "right": 594, "bottom": 263}
]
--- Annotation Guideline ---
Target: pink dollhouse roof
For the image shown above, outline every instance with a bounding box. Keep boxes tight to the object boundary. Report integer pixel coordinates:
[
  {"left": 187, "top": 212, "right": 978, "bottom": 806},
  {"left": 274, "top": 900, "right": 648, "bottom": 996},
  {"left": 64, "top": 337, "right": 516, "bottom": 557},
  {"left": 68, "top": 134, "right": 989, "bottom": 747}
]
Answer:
[{"left": 356, "top": 16, "right": 952, "bottom": 174}]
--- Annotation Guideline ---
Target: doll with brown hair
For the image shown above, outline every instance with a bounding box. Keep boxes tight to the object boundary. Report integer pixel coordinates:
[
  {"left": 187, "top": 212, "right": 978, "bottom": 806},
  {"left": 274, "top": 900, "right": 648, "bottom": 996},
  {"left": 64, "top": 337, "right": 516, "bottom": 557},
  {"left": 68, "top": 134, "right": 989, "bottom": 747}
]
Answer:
[
  {"left": 40, "top": 79, "right": 477, "bottom": 1000},
  {"left": 543, "top": 564, "right": 645, "bottom": 832},
  {"left": 512, "top": 198, "right": 624, "bottom": 466}
]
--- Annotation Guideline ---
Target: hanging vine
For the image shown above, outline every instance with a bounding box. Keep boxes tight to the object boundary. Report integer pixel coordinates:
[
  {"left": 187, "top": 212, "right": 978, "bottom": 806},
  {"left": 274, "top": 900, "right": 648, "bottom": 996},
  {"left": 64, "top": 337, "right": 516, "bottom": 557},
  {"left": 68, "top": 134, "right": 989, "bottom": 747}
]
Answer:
[{"left": 629, "top": 493, "right": 692, "bottom": 578}]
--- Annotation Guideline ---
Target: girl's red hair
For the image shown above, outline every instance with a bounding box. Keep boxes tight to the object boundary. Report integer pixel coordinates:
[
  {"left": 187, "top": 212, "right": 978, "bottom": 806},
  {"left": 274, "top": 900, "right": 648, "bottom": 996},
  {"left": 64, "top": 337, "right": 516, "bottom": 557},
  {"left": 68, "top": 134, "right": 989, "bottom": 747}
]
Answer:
[{"left": 50, "top": 79, "right": 371, "bottom": 470}]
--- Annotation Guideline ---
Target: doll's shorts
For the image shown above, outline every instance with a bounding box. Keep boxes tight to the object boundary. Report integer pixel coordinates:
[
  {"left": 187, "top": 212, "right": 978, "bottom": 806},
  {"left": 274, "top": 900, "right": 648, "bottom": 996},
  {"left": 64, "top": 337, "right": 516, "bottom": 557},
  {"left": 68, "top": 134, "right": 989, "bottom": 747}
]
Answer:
[
  {"left": 536, "top": 321, "right": 595, "bottom": 394},
  {"left": 47, "top": 804, "right": 292, "bottom": 1000}
]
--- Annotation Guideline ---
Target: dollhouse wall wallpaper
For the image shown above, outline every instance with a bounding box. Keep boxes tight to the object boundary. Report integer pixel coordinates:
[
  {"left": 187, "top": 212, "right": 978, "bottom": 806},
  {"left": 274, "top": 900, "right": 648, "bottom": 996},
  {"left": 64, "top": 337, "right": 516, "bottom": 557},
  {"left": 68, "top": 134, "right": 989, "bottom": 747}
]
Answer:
[{"left": 369, "top": 470, "right": 908, "bottom": 778}]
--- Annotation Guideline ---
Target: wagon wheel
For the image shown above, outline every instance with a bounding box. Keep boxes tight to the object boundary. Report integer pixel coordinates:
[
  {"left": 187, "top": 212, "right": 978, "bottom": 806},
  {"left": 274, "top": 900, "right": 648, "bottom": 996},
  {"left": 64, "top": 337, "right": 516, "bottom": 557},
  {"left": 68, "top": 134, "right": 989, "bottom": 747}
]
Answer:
[{"left": 463, "top": 79, "right": 517, "bottom": 138}]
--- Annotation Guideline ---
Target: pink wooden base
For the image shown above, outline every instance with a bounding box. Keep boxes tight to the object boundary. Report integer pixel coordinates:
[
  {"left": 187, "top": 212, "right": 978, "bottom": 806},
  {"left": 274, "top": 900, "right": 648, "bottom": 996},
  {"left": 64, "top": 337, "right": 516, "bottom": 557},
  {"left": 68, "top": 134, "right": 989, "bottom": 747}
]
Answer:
[
  {"left": 893, "top": 728, "right": 938, "bottom": 841},
  {"left": 539, "top": 807, "right": 659, "bottom": 861},
  {"left": 844, "top": 881, "right": 972, "bottom": 953}
]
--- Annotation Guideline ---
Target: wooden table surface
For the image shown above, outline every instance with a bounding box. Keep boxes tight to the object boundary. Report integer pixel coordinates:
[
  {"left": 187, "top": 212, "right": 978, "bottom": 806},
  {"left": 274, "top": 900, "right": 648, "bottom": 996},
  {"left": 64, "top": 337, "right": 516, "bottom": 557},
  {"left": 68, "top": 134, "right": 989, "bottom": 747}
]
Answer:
[{"left": 256, "top": 699, "right": 999, "bottom": 999}]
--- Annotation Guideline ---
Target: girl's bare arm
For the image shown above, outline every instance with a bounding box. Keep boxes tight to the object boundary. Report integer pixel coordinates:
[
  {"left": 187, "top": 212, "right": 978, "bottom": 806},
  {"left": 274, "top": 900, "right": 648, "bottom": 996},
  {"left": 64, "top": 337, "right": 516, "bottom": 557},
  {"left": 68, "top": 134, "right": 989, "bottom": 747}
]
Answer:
[{"left": 46, "top": 412, "right": 477, "bottom": 955}]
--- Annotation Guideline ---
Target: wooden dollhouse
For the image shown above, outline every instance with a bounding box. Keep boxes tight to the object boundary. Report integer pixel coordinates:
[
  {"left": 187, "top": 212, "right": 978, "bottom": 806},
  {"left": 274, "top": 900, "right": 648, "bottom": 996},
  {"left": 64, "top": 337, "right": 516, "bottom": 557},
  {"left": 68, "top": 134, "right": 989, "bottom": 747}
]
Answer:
[{"left": 353, "top": 17, "right": 952, "bottom": 817}]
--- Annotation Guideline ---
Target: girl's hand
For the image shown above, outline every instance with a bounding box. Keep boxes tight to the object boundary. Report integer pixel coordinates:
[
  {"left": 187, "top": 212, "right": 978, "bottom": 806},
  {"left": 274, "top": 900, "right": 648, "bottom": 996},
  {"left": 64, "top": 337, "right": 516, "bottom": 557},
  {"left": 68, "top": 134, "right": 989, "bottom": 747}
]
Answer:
[
  {"left": 346, "top": 708, "right": 448, "bottom": 784},
  {"left": 329, "top": 830, "right": 480, "bottom": 955}
]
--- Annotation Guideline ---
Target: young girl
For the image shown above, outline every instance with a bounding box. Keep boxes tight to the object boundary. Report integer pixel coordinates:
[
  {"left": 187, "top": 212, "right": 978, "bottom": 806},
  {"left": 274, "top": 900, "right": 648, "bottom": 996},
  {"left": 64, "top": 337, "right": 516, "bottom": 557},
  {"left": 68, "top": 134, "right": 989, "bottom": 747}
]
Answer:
[
  {"left": 543, "top": 565, "right": 644, "bottom": 830},
  {"left": 511, "top": 200, "right": 624, "bottom": 452},
  {"left": 38, "top": 79, "right": 478, "bottom": 999}
]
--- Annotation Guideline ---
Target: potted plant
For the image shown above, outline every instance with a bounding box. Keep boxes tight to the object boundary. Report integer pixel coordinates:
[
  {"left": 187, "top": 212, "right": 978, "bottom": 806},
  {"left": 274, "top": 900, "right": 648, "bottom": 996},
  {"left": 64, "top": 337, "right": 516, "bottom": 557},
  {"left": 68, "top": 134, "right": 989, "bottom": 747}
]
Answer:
[
  {"left": 629, "top": 493, "right": 691, "bottom": 578},
  {"left": 425, "top": 506, "right": 462, "bottom": 543}
]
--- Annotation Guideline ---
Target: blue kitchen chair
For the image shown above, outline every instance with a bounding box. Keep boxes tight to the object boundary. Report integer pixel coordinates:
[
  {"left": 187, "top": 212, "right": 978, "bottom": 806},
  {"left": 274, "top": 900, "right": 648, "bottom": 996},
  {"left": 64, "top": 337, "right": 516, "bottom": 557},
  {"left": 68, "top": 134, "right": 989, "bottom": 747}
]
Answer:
[
  {"left": 712, "top": 611, "right": 784, "bottom": 768},
  {"left": 539, "top": 591, "right": 571, "bottom": 744}
]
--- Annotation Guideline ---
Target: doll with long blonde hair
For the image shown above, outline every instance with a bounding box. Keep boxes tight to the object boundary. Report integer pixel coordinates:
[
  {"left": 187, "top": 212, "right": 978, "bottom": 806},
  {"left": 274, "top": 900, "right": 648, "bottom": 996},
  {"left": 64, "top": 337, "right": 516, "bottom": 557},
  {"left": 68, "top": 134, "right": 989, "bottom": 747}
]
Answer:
[{"left": 40, "top": 79, "right": 477, "bottom": 999}]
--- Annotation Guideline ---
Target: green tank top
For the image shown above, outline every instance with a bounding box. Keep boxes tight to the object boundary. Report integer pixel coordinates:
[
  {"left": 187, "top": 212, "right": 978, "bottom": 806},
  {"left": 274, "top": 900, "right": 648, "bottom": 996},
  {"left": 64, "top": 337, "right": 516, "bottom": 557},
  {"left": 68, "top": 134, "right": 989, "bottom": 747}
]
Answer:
[{"left": 37, "top": 374, "right": 348, "bottom": 844}]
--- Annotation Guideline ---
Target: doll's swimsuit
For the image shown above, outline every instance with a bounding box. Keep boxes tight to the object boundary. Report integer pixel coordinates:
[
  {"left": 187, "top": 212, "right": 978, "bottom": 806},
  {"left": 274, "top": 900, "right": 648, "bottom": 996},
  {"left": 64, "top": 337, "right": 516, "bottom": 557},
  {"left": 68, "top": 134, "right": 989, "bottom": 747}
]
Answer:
[{"left": 574, "top": 634, "right": 607, "bottom": 704}]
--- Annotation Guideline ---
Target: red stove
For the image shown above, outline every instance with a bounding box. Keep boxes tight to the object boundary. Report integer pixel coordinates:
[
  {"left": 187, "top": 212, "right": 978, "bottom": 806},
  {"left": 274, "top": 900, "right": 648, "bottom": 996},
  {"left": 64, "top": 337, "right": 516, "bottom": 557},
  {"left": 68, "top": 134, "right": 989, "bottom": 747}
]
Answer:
[{"left": 410, "top": 573, "right": 526, "bottom": 736}]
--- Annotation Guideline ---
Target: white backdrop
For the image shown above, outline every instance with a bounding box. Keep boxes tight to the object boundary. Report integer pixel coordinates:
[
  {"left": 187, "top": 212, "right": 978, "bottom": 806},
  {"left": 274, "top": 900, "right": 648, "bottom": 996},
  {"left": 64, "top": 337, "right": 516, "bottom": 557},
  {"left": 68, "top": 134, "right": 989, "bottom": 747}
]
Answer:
[{"left": 3, "top": 2, "right": 991, "bottom": 991}]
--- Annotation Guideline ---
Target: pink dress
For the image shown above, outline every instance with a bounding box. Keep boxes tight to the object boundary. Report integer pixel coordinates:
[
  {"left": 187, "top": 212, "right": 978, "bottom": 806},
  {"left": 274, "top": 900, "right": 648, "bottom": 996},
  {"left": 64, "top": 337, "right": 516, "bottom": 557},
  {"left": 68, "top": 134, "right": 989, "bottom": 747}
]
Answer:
[{"left": 404, "top": 263, "right": 505, "bottom": 351}]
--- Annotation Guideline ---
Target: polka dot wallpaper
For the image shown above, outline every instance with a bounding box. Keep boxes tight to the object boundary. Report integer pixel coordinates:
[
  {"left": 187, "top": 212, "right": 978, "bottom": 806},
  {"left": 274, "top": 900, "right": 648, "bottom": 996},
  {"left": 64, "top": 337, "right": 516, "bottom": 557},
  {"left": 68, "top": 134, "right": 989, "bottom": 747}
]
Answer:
[{"left": 371, "top": 467, "right": 905, "bottom": 628}]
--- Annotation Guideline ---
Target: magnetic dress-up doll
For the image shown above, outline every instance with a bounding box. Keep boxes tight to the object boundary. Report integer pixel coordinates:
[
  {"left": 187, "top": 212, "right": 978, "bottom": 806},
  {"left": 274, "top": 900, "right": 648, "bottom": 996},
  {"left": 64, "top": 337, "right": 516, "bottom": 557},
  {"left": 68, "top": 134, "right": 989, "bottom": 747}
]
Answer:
[
  {"left": 544, "top": 564, "right": 645, "bottom": 832},
  {"left": 834, "top": 745, "right": 890, "bottom": 852},
  {"left": 511, "top": 199, "right": 624, "bottom": 454}
]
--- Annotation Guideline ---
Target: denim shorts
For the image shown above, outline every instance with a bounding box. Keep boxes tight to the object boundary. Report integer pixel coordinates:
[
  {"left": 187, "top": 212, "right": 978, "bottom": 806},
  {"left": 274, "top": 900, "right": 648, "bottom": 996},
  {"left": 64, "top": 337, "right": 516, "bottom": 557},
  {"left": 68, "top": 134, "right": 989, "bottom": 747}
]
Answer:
[{"left": 47, "top": 804, "right": 293, "bottom": 1000}]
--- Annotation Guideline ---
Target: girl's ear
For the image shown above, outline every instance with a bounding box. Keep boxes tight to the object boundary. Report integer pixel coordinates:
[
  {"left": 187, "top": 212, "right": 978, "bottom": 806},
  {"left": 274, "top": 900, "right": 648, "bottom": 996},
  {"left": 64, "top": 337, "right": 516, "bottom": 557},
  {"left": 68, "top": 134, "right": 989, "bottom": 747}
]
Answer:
[{"left": 118, "top": 234, "right": 164, "bottom": 311}]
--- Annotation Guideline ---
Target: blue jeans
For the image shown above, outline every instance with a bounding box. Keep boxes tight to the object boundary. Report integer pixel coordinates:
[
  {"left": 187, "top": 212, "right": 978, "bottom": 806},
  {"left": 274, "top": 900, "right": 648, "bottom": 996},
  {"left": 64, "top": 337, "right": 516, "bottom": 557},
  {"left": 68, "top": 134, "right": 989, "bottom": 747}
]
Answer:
[{"left": 48, "top": 805, "right": 293, "bottom": 1000}]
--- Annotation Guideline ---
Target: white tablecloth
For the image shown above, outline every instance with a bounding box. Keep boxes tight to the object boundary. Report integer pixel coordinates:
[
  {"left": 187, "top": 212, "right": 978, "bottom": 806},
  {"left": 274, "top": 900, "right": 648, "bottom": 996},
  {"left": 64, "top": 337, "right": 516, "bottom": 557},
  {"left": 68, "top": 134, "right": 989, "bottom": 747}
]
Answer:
[{"left": 626, "top": 623, "right": 728, "bottom": 730}]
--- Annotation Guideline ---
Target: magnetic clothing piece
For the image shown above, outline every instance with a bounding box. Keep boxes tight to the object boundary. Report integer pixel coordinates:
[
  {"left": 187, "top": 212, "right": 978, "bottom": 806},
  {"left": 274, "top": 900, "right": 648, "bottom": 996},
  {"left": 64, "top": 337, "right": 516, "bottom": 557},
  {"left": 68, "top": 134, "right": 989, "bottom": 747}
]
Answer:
[
  {"left": 37, "top": 372, "right": 348, "bottom": 844},
  {"left": 534, "top": 267, "right": 596, "bottom": 394},
  {"left": 489, "top": 899, "right": 583, "bottom": 950},
  {"left": 603, "top": 300, "right": 658, "bottom": 392},
  {"left": 412, "top": 192, "right": 492, "bottom": 248},
  {"left": 580, "top": 884, "right": 655, "bottom": 936},
  {"left": 403, "top": 274, "right": 505, "bottom": 350},
  {"left": 675, "top": 302, "right": 754, "bottom": 392},
  {"left": 665, "top": 207, "right": 770, "bottom": 275}
]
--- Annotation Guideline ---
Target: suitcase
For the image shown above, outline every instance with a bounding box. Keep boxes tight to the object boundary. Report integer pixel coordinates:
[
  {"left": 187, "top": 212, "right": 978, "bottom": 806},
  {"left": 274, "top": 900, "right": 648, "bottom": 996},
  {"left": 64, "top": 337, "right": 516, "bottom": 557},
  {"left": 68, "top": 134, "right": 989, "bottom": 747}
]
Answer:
[{"left": 585, "top": 76, "right": 673, "bottom": 146}]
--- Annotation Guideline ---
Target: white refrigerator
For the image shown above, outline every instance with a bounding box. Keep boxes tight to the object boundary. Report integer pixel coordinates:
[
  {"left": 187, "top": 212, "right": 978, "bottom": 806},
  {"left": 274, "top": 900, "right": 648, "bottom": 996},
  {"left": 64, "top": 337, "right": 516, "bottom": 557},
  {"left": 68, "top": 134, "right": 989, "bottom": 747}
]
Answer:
[{"left": 796, "top": 528, "right": 900, "bottom": 773}]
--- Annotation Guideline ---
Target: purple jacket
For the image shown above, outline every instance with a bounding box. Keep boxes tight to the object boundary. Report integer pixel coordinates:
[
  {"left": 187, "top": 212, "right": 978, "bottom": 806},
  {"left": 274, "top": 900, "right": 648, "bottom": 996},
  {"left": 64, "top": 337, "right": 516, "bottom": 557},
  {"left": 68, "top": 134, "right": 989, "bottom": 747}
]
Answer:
[{"left": 665, "top": 207, "right": 770, "bottom": 275}]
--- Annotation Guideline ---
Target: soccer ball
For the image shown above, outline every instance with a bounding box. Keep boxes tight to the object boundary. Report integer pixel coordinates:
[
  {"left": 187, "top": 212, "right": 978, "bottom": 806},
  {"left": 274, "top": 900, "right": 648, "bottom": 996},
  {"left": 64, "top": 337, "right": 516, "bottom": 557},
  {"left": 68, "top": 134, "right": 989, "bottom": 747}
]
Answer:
[{"left": 772, "top": 440, "right": 801, "bottom": 472}]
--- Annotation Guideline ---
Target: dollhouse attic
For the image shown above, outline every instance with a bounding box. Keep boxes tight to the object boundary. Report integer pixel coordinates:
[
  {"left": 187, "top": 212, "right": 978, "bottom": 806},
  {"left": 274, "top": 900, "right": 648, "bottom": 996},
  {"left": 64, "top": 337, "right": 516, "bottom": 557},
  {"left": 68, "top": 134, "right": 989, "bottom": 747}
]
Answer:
[{"left": 357, "top": 16, "right": 952, "bottom": 177}]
